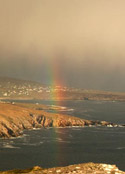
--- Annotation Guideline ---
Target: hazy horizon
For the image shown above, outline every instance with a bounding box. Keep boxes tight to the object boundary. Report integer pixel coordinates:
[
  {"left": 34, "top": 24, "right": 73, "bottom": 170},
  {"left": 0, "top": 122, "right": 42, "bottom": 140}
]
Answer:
[{"left": 1, "top": 0, "right": 125, "bottom": 92}]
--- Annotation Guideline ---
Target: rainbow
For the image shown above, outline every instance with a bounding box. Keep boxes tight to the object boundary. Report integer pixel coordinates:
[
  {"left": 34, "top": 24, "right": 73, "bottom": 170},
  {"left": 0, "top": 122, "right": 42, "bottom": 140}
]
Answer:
[
  {"left": 46, "top": 58, "right": 63, "bottom": 105},
  {"left": 42, "top": 57, "right": 71, "bottom": 167},
  {"left": 44, "top": 57, "right": 67, "bottom": 166}
]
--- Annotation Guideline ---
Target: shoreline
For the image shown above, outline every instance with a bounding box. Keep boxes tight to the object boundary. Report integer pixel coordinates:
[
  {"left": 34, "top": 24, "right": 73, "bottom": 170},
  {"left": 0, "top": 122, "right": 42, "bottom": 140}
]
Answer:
[
  {"left": 0, "top": 102, "right": 124, "bottom": 139},
  {"left": 1, "top": 97, "right": 125, "bottom": 102}
]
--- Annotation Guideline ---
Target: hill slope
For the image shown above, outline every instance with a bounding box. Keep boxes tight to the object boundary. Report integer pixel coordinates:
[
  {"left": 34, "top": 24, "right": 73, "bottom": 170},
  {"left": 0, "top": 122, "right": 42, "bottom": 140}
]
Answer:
[{"left": 0, "top": 76, "right": 125, "bottom": 101}]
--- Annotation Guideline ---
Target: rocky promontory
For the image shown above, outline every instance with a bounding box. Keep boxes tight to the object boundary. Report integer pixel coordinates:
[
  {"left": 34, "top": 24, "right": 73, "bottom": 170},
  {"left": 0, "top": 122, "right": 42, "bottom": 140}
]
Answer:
[
  {"left": 0, "top": 163, "right": 124, "bottom": 174},
  {"left": 0, "top": 102, "right": 122, "bottom": 138}
]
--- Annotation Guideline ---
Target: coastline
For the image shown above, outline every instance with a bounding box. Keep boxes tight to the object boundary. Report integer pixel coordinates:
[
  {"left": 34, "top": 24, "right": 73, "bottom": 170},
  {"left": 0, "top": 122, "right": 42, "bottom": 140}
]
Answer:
[
  {"left": 0, "top": 102, "right": 123, "bottom": 139},
  {"left": 1, "top": 97, "right": 125, "bottom": 102},
  {"left": 0, "top": 102, "right": 125, "bottom": 173}
]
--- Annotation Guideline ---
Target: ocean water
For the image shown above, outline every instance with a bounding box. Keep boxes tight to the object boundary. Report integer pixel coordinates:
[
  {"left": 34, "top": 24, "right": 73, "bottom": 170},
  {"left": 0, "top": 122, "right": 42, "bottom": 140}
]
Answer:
[{"left": 0, "top": 100, "right": 125, "bottom": 171}]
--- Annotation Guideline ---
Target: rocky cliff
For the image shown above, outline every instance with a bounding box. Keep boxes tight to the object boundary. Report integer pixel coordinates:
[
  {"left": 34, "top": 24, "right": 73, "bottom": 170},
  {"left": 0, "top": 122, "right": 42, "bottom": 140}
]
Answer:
[
  {"left": 0, "top": 102, "right": 122, "bottom": 138},
  {"left": 0, "top": 163, "right": 124, "bottom": 174}
]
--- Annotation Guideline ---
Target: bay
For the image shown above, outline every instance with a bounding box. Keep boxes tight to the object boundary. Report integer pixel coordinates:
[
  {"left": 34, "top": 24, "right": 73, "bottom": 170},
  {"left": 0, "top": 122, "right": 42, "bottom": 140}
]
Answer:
[{"left": 0, "top": 100, "right": 125, "bottom": 171}]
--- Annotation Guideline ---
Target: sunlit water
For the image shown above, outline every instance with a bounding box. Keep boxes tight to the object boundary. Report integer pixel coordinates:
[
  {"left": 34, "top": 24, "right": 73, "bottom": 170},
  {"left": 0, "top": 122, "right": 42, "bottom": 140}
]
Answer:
[{"left": 0, "top": 100, "right": 125, "bottom": 171}]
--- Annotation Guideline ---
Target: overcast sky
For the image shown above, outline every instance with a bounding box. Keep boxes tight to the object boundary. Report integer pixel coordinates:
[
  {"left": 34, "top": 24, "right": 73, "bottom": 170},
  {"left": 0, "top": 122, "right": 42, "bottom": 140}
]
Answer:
[{"left": 0, "top": 0, "right": 125, "bottom": 92}]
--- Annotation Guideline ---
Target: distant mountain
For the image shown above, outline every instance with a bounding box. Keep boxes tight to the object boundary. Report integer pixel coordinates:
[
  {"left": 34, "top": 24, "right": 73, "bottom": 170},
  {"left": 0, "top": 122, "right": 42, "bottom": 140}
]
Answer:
[{"left": 0, "top": 76, "right": 125, "bottom": 101}]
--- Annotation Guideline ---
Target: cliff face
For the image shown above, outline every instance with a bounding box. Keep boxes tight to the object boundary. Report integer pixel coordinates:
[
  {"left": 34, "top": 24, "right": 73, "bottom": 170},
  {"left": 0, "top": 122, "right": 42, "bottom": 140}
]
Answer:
[
  {"left": 0, "top": 103, "right": 33, "bottom": 138},
  {"left": 0, "top": 102, "right": 86, "bottom": 138},
  {"left": 0, "top": 102, "right": 121, "bottom": 138},
  {"left": 33, "top": 115, "right": 85, "bottom": 127},
  {"left": 0, "top": 163, "right": 124, "bottom": 174}
]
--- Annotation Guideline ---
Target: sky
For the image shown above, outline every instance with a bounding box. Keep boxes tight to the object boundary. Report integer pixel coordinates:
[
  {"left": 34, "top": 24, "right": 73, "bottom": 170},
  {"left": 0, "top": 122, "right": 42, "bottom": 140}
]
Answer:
[{"left": 0, "top": 0, "right": 125, "bottom": 92}]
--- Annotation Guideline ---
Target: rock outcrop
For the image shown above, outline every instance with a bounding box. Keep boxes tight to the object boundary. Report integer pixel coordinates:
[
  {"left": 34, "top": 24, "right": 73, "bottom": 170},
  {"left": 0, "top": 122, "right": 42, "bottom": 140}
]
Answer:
[
  {"left": 0, "top": 102, "right": 122, "bottom": 138},
  {"left": 0, "top": 163, "right": 124, "bottom": 174}
]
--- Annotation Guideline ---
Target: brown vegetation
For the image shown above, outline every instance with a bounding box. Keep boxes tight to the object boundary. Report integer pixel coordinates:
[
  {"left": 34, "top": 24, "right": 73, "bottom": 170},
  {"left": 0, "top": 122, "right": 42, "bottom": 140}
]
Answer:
[
  {"left": 0, "top": 102, "right": 119, "bottom": 138},
  {"left": 0, "top": 163, "right": 124, "bottom": 174}
]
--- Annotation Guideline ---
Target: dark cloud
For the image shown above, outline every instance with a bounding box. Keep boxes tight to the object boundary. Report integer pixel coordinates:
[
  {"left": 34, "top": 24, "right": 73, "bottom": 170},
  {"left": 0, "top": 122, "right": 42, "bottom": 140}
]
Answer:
[{"left": 0, "top": 0, "right": 125, "bottom": 92}]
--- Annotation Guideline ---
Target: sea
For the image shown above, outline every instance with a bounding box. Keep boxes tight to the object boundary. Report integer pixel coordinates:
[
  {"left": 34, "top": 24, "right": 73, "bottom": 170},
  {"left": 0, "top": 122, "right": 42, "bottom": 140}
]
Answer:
[{"left": 0, "top": 100, "right": 125, "bottom": 171}]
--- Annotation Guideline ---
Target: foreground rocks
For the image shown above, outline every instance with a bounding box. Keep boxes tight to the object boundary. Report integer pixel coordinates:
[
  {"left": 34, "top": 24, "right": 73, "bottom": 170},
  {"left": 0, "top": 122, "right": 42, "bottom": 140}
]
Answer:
[
  {"left": 0, "top": 163, "right": 124, "bottom": 174},
  {"left": 0, "top": 102, "right": 123, "bottom": 138}
]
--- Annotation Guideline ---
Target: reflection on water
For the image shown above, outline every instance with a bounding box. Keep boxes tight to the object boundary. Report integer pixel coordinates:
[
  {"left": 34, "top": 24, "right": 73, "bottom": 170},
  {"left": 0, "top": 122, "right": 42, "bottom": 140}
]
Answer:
[
  {"left": 0, "top": 127, "right": 125, "bottom": 171},
  {"left": 0, "top": 100, "right": 125, "bottom": 171}
]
